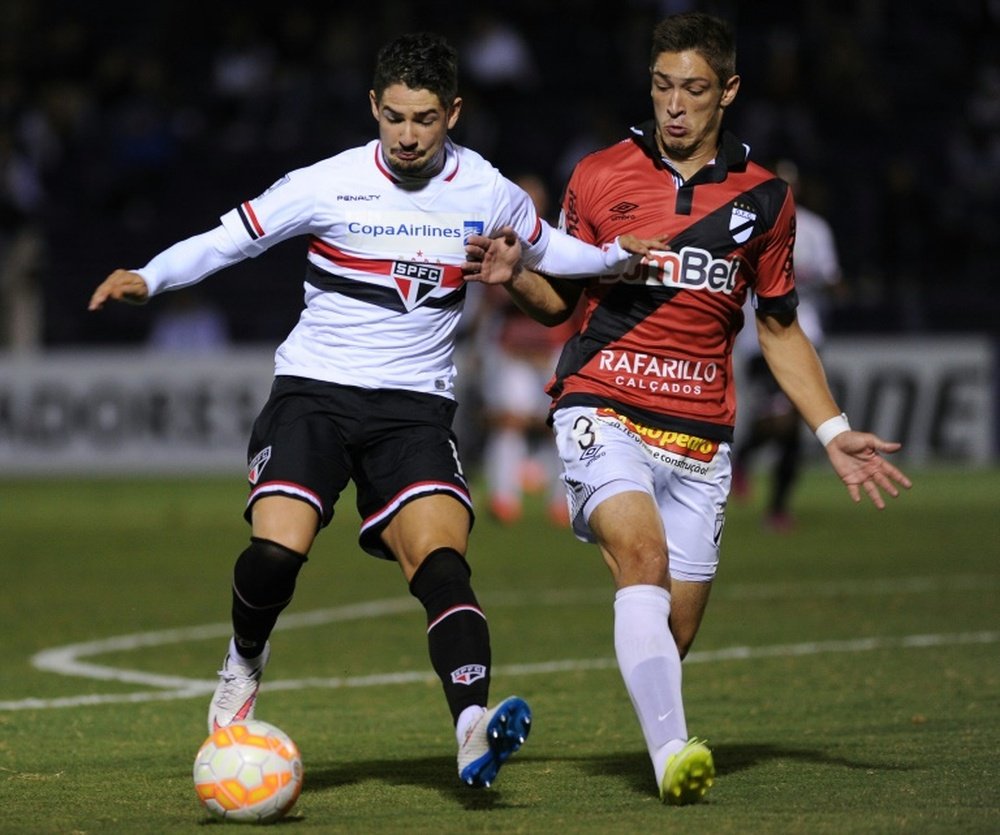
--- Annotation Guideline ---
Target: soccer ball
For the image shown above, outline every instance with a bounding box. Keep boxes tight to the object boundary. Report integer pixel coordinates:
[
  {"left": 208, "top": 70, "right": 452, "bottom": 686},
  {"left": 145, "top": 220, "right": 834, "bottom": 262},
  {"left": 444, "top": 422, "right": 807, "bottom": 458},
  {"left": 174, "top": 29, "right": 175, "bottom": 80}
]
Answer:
[{"left": 193, "top": 720, "right": 304, "bottom": 823}]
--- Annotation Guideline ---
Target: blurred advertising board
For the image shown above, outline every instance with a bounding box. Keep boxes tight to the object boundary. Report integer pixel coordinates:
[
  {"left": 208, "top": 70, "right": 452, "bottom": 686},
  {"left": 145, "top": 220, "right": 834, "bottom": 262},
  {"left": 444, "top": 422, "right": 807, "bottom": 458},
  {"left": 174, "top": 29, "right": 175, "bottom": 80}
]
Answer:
[
  {"left": 0, "top": 337, "right": 995, "bottom": 474},
  {"left": 0, "top": 348, "right": 273, "bottom": 475},
  {"left": 819, "top": 336, "right": 995, "bottom": 465}
]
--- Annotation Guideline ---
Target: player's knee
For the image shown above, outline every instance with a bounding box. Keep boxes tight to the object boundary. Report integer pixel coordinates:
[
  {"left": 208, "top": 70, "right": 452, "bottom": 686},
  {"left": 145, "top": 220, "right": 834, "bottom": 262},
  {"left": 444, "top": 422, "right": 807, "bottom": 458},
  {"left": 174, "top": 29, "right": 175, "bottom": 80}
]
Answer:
[
  {"left": 408, "top": 547, "right": 475, "bottom": 607},
  {"left": 604, "top": 541, "right": 668, "bottom": 587},
  {"left": 233, "top": 537, "right": 308, "bottom": 609},
  {"left": 410, "top": 546, "right": 471, "bottom": 586}
]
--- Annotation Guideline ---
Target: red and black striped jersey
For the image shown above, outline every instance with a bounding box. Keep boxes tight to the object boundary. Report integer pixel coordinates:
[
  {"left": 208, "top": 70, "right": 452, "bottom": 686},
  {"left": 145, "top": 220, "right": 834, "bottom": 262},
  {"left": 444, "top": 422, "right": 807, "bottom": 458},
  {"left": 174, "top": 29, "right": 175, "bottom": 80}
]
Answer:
[{"left": 549, "top": 123, "right": 798, "bottom": 441}]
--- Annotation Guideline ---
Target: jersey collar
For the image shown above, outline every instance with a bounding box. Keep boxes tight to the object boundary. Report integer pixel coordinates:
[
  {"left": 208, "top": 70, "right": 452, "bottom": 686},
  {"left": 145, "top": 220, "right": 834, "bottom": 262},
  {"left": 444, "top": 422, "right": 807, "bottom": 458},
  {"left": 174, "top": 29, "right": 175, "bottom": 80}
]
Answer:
[
  {"left": 628, "top": 120, "right": 750, "bottom": 181},
  {"left": 373, "top": 138, "right": 461, "bottom": 186}
]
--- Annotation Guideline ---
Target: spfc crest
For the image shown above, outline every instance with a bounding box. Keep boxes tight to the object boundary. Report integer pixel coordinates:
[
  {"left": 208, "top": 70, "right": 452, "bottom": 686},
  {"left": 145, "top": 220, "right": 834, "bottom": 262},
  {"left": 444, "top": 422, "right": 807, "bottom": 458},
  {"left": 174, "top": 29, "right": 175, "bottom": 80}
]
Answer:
[
  {"left": 391, "top": 261, "right": 444, "bottom": 311},
  {"left": 451, "top": 664, "right": 487, "bottom": 685},
  {"left": 248, "top": 445, "right": 271, "bottom": 484},
  {"left": 729, "top": 203, "right": 757, "bottom": 244}
]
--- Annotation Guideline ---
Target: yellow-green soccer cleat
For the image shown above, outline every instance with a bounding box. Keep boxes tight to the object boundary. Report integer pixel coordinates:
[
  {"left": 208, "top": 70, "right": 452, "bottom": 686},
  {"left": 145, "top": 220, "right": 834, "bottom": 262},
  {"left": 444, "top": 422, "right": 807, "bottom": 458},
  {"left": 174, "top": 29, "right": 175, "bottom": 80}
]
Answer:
[{"left": 659, "top": 738, "right": 715, "bottom": 805}]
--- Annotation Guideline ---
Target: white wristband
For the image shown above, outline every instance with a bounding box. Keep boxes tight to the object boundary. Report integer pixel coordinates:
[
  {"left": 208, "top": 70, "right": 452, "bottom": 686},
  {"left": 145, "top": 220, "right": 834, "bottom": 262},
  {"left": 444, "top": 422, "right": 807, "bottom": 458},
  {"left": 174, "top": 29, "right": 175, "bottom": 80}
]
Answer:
[
  {"left": 602, "top": 237, "right": 632, "bottom": 269},
  {"left": 815, "top": 413, "right": 850, "bottom": 446}
]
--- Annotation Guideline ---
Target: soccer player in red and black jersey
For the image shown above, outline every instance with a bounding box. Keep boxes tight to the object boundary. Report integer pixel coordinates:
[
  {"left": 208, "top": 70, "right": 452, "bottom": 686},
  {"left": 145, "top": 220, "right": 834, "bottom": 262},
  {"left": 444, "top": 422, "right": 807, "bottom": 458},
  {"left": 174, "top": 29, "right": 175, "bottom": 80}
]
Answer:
[{"left": 465, "top": 12, "right": 911, "bottom": 805}]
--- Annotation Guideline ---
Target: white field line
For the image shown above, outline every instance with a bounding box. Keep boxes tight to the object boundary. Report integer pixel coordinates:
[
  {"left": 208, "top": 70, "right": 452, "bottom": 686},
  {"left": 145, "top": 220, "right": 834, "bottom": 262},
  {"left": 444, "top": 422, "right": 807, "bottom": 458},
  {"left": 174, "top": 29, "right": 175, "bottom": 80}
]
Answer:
[{"left": 3, "top": 576, "right": 998, "bottom": 712}]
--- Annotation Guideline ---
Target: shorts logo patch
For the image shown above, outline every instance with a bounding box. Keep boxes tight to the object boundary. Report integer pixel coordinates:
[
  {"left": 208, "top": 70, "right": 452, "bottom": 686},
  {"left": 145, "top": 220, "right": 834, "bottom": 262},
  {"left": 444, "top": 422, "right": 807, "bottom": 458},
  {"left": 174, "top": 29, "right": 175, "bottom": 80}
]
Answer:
[
  {"left": 450, "top": 664, "right": 487, "bottom": 685},
  {"left": 391, "top": 261, "right": 444, "bottom": 311},
  {"left": 248, "top": 446, "right": 272, "bottom": 485}
]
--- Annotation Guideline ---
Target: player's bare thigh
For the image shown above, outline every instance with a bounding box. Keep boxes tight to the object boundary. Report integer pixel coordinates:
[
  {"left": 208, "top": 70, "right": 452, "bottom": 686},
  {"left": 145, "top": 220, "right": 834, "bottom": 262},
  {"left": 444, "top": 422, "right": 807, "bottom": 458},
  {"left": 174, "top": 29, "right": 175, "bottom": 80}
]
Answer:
[
  {"left": 589, "top": 490, "right": 713, "bottom": 658},
  {"left": 251, "top": 495, "right": 320, "bottom": 555},
  {"left": 380, "top": 493, "right": 471, "bottom": 582},
  {"left": 589, "top": 490, "right": 669, "bottom": 588}
]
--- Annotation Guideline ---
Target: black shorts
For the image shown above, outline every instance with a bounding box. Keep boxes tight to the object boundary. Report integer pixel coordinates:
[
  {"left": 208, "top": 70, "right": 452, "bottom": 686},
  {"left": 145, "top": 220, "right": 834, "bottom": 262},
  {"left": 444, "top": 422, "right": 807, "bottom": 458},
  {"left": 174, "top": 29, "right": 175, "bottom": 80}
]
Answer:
[{"left": 244, "top": 376, "right": 474, "bottom": 559}]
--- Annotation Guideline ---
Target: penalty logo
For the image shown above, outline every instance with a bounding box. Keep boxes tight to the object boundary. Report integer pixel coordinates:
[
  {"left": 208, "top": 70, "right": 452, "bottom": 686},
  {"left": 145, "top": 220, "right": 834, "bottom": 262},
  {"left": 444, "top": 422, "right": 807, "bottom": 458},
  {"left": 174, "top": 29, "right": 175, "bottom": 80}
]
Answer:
[
  {"left": 451, "top": 664, "right": 486, "bottom": 685},
  {"left": 729, "top": 202, "right": 757, "bottom": 244},
  {"left": 391, "top": 261, "right": 444, "bottom": 311}
]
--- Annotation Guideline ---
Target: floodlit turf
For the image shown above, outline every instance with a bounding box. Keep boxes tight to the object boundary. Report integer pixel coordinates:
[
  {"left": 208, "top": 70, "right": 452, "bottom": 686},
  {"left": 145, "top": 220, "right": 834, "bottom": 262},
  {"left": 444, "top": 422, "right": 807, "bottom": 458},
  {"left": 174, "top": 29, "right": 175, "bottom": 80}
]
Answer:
[{"left": 1, "top": 467, "right": 998, "bottom": 833}]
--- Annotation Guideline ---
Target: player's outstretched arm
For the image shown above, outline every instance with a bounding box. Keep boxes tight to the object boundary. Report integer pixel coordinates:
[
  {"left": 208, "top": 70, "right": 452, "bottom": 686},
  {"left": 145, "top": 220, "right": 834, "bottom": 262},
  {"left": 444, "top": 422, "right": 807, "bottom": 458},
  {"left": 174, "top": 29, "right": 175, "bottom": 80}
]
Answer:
[
  {"left": 823, "top": 430, "right": 912, "bottom": 509},
  {"left": 616, "top": 234, "right": 670, "bottom": 257},
  {"left": 463, "top": 227, "right": 668, "bottom": 285},
  {"left": 464, "top": 228, "right": 585, "bottom": 326},
  {"left": 88, "top": 269, "right": 150, "bottom": 310}
]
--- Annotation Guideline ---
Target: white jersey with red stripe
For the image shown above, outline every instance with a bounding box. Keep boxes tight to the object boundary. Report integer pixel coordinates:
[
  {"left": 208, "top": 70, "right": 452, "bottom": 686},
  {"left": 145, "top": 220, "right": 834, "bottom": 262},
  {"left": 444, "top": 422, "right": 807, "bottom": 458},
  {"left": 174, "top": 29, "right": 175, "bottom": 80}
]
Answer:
[{"left": 217, "top": 138, "right": 546, "bottom": 398}]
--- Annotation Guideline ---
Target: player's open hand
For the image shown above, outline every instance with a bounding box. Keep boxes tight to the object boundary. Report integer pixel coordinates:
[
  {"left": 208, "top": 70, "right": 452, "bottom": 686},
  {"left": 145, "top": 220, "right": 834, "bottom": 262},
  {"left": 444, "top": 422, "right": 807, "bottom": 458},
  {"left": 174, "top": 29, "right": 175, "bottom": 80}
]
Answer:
[
  {"left": 825, "top": 430, "right": 912, "bottom": 508},
  {"left": 462, "top": 226, "right": 522, "bottom": 285},
  {"left": 88, "top": 269, "right": 150, "bottom": 310}
]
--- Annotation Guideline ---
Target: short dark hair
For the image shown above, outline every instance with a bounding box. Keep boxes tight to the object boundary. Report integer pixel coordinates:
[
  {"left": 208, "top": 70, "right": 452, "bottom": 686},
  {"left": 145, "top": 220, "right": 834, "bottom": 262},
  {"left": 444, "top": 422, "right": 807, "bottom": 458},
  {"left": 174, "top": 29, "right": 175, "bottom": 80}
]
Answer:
[
  {"left": 651, "top": 13, "right": 736, "bottom": 86},
  {"left": 372, "top": 32, "right": 459, "bottom": 108}
]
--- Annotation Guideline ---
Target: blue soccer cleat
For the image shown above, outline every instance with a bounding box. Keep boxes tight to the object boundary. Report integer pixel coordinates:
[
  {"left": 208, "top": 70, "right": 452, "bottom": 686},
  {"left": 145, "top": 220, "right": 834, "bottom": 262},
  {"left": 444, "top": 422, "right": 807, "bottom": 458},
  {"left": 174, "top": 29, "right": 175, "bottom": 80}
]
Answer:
[{"left": 457, "top": 696, "right": 532, "bottom": 788}]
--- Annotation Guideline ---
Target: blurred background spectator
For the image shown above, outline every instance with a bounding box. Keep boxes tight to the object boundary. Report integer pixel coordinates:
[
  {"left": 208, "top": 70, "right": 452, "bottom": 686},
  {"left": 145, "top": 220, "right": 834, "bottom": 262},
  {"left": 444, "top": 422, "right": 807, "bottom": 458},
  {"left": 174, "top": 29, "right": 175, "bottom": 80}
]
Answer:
[
  {"left": 2, "top": 0, "right": 995, "bottom": 351},
  {"left": 732, "top": 159, "right": 844, "bottom": 532},
  {"left": 475, "top": 173, "right": 578, "bottom": 527},
  {"left": 146, "top": 289, "right": 230, "bottom": 353}
]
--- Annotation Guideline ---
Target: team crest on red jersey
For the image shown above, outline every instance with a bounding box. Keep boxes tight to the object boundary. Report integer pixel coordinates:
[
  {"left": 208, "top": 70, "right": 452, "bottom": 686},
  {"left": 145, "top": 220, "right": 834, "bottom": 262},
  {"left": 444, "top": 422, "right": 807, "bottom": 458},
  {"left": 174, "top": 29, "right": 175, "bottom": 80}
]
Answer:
[
  {"left": 391, "top": 261, "right": 444, "bottom": 311},
  {"left": 729, "top": 203, "right": 757, "bottom": 244}
]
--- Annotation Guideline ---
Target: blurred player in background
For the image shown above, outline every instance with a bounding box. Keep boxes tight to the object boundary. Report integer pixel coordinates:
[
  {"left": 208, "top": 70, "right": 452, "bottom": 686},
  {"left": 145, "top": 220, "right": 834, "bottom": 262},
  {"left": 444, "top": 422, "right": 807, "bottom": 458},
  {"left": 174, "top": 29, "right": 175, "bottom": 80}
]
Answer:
[
  {"left": 89, "top": 31, "right": 661, "bottom": 790},
  {"left": 479, "top": 173, "right": 578, "bottom": 526},
  {"left": 732, "top": 159, "right": 844, "bottom": 530},
  {"left": 466, "top": 12, "right": 910, "bottom": 805}
]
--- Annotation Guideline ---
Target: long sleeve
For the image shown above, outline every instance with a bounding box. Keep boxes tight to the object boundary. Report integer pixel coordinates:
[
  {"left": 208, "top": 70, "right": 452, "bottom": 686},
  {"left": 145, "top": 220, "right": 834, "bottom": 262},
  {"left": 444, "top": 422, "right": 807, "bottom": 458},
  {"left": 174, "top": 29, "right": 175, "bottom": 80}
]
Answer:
[
  {"left": 137, "top": 225, "right": 246, "bottom": 297},
  {"left": 524, "top": 221, "right": 637, "bottom": 278}
]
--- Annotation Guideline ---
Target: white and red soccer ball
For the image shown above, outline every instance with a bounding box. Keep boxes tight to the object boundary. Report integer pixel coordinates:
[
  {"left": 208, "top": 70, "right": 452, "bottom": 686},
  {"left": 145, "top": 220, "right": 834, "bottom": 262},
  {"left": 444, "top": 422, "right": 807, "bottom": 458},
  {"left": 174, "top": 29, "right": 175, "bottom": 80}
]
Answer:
[{"left": 193, "top": 720, "right": 304, "bottom": 823}]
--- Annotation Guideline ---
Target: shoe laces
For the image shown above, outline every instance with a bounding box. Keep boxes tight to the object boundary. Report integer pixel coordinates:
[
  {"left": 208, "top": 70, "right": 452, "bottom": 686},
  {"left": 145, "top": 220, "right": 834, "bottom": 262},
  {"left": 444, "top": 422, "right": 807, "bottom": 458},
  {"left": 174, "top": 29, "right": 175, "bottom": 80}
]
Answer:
[{"left": 213, "top": 659, "right": 260, "bottom": 707}]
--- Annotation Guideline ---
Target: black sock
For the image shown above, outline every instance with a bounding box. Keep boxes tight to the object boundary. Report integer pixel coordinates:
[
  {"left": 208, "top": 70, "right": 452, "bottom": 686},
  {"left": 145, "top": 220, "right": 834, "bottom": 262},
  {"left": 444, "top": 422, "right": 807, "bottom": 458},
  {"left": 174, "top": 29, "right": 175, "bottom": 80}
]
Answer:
[
  {"left": 409, "top": 547, "right": 491, "bottom": 724},
  {"left": 231, "top": 537, "right": 307, "bottom": 658}
]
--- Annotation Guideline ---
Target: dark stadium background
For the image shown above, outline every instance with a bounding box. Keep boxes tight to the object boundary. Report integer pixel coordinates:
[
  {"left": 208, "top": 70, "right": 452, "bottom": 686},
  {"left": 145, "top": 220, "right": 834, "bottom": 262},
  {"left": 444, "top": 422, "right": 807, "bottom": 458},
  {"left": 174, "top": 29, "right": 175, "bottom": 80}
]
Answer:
[{"left": 2, "top": 0, "right": 996, "bottom": 348}]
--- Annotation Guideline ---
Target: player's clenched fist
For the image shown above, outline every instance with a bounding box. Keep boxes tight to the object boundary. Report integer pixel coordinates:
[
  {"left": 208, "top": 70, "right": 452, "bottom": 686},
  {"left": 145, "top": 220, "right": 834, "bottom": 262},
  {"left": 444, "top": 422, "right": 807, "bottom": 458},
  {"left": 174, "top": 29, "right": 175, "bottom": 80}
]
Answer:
[{"left": 88, "top": 269, "right": 150, "bottom": 310}]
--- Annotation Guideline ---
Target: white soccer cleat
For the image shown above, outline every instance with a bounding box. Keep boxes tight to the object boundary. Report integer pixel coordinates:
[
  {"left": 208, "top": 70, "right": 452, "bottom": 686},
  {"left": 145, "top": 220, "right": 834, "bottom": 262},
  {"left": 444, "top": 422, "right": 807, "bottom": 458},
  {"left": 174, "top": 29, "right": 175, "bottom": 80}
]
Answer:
[
  {"left": 457, "top": 695, "right": 532, "bottom": 788},
  {"left": 207, "top": 642, "right": 270, "bottom": 735}
]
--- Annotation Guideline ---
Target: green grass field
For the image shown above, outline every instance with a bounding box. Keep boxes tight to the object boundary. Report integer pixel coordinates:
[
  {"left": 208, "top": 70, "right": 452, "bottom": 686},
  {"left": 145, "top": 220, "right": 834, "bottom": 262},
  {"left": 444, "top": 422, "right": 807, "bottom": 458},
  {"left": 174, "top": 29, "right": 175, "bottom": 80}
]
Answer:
[{"left": 1, "top": 467, "right": 998, "bottom": 833}]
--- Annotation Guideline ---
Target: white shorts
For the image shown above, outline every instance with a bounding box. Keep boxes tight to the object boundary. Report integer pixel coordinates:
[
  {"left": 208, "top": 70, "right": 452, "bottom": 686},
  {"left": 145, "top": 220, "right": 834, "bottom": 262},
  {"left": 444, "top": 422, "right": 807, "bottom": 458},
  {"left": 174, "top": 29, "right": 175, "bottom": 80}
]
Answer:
[{"left": 552, "top": 405, "right": 731, "bottom": 582}]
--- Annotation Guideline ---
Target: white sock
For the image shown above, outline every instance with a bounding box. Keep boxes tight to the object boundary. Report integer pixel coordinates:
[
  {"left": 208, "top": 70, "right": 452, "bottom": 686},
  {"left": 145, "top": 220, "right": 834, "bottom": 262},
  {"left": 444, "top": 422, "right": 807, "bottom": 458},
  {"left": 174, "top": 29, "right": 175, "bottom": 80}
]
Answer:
[
  {"left": 485, "top": 429, "right": 528, "bottom": 500},
  {"left": 613, "top": 585, "right": 688, "bottom": 784},
  {"left": 456, "top": 704, "right": 486, "bottom": 746}
]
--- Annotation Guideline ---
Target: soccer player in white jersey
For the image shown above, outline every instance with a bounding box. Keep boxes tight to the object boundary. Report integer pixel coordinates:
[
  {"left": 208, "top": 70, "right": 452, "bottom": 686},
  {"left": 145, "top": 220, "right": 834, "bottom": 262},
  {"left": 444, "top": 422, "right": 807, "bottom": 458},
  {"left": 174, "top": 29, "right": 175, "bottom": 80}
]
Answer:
[{"left": 88, "top": 32, "right": 662, "bottom": 790}]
